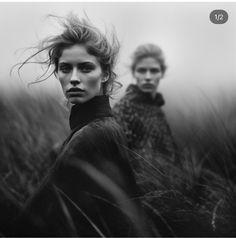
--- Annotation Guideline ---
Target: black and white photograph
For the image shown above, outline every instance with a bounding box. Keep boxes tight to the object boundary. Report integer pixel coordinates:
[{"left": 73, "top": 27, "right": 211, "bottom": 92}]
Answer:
[{"left": 0, "top": 2, "right": 236, "bottom": 237}]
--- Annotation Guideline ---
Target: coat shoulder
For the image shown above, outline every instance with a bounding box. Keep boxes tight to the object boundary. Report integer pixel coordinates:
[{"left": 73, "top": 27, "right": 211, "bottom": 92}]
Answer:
[
  {"left": 60, "top": 117, "right": 127, "bottom": 160},
  {"left": 72, "top": 117, "right": 124, "bottom": 143}
]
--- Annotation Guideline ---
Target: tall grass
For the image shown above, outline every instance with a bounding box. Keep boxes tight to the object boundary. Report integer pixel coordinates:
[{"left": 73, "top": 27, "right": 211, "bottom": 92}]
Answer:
[
  {"left": 142, "top": 93, "right": 236, "bottom": 237},
  {"left": 0, "top": 86, "right": 69, "bottom": 205},
  {"left": 0, "top": 85, "right": 236, "bottom": 236}
]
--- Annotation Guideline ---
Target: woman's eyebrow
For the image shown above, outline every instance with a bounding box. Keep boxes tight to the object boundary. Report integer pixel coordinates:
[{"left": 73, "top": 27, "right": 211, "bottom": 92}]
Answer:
[
  {"left": 58, "top": 62, "right": 95, "bottom": 66},
  {"left": 77, "top": 62, "right": 96, "bottom": 67},
  {"left": 58, "top": 62, "right": 70, "bottom": 65},
  {"left": 137, "top": 67, "right": 146, "bottom": 69},
  {"left": 78, "top": 62, "right": 95, "bottom": 65}
]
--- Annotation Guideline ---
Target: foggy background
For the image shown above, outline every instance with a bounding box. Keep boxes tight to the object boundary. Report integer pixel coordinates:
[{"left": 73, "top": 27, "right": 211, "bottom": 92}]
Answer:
[{"left": 0, "top": 2, "right": 236, "bottom": 112}]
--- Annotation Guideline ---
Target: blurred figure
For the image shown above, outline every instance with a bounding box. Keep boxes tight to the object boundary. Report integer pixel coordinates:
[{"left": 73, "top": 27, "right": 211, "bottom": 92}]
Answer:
[
  {"left": 113, "top": 43, "right": 178, "bottom": 190},
  {"left": 6, "top": 14, "right": 153, "bottom": 237}
]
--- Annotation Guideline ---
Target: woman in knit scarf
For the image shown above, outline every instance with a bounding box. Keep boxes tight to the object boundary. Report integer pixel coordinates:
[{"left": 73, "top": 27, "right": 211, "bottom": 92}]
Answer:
[{"left": 113, "top": 43, "right": 179, "bottom": 191}]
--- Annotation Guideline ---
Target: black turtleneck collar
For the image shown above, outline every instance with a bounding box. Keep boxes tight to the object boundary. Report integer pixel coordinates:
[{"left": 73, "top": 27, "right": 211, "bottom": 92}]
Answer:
[
  {"left": 69, "top": 95, "right": 112, "bottom": 131},
  {"left": 125, "top": 84, "right": 165, "bottom": 106}
]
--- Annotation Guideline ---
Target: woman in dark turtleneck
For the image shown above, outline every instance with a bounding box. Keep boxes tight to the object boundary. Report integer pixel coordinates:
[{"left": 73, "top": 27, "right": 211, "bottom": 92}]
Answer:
[
  {"left": 113, "top": 44, "right": 178, "bottom": 190},
  {"left": 8, "top": 14, "right": 153, "bottom": 237}
]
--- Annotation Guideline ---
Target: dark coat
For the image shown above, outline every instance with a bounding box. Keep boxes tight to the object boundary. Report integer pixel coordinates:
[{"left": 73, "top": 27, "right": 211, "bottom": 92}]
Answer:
[{"left": 10, "top": 96, "right": 151, "bottom": 237}]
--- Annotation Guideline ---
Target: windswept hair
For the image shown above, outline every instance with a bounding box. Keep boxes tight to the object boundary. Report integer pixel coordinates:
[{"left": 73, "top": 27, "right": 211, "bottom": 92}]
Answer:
[
  {"left": 131, "top": 43, "right": 167, "bottom": 75},
  {"left": 15, "top": 13, "right": 121, "bottom": 95}
]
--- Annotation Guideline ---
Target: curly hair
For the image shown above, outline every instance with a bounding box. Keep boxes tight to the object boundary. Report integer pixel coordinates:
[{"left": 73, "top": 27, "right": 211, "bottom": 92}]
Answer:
[
  {"left": 131, "top": 43, "right": 167, "bottom": 75},
  {"left": 16, "top": 13, "right": 121, "bottom": 95}
]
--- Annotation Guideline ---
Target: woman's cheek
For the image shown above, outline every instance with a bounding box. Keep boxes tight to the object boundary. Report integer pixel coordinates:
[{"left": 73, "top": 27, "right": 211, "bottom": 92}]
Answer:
[{"left": 87, "top": 77, "right": 101, "bottom": 89}]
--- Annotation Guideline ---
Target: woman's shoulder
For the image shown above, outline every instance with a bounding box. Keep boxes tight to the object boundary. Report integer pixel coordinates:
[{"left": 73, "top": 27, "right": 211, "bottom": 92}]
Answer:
[
  {"left": 65, "top": 117, "right": 125, "bottom": 149},
  {"left": 112, "top": 87, "right": 137, "bottom": 116},
  {"left": 57, "top": 116, "right": 129, "bottom": 168},
  {"left": 80, "top": 117, "right": 122, "bottom": 135}
]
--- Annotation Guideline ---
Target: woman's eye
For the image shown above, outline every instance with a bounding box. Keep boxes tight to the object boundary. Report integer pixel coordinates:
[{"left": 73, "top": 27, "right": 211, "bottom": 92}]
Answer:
[
  {"left": 59, "top": 65, "right": 71, "bottom": 73},
  {"left": 80, "top": 65, "right": 94, "bottom": 73},
  {"left": 137, "top": 68, "right": 146, "bottom": 74},
  {"left": 81, "top": 67, "right": 91, "bottom": 73},
  {"left": 151, "top": 68, "right": 161, "bottom": 74}
]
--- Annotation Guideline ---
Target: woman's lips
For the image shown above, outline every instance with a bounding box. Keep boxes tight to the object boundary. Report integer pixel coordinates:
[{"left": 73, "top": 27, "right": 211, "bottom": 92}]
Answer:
[
  {"left": 66, "top": 88, "right": 85, "bottom": 97},
  {"left": 142, "top": 84, "right": 154, "bottom": 89}
]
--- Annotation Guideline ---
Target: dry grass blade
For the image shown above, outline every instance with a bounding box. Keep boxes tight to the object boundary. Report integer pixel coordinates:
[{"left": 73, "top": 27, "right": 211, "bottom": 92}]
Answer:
[
  {"left": 54, "top": 185, "right": 106, "bottom": 238},
  {"left": 53, "top": 185, "right": 78, "bottom": 237},
  {"left": 211, "top": 198, "right": 224, "bottom": 231},
  {"left": 143, "top": 201, "right": 176, "bottom": 237}
]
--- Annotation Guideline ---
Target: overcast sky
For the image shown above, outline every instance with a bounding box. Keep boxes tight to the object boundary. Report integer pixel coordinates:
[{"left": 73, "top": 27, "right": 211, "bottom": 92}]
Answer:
[{"left": 0, "top": 2, "right": 236, "bottom": 111}]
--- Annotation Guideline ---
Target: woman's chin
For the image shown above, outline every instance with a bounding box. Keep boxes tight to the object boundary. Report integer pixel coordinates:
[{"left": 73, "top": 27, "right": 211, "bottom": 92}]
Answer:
[
  {"left": 140, "top": 88, "right": 155, "bottom": 94},
  {"left": 69, "top": 97, "right": 88, "bottom": 104}
]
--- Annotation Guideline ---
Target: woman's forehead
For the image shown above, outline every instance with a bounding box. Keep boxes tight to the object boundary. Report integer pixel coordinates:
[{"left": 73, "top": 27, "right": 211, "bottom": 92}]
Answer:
[
  {"left": 59, "top": 44, "right": 99, "bottom": 64},
  {"left": 136, "top": 57, "right": 161, "bottom": 68}
]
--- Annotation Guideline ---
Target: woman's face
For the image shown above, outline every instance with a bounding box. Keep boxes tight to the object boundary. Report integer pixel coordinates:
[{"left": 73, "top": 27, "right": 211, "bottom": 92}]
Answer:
[
  {"left": 133, "top": 57, "right": 163, "bottom": 97},
  {"left": 56, "top": 44, "right": 106, "bottom": 104}
]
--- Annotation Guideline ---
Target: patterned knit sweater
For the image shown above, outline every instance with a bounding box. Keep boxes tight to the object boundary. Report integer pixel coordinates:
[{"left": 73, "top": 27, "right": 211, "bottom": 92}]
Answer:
[{"left": 113, "top": 84, "right": 178, "bottom": 176}]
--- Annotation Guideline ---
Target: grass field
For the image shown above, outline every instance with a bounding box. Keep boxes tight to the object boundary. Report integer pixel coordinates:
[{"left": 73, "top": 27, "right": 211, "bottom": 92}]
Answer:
[{"left": 0, "top": 86, "right": 235, "bottom": 237}]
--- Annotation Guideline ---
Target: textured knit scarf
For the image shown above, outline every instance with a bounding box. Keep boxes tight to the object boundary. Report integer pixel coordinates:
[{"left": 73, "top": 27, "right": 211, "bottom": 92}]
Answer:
[{"left": 125, "top": 84, "right": 165, "bottom": 106}]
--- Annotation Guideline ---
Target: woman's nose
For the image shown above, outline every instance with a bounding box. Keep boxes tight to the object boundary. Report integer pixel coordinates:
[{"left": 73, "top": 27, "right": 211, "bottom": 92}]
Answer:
[
  {"left": 145, "top": 71, "right": 151, "bottom": 80},
  {"left": 70, "top": 68, "right": 80, "bottom": 86}
]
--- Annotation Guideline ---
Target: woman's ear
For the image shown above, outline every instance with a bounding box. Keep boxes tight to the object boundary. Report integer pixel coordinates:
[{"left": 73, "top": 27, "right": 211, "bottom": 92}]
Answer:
[{"left": 101, "top": 72, "right": 109, "bottom": 83}]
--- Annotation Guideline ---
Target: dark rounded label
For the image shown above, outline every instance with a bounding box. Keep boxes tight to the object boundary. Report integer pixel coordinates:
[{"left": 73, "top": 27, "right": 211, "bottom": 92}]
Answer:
[{"left": 210, "top": 9, "right": 228, "bottom": 24}]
